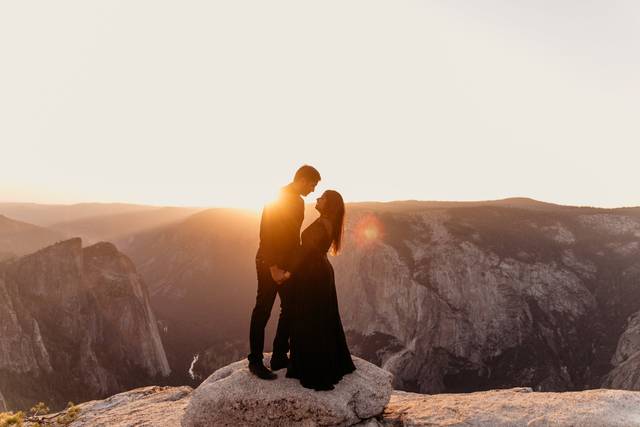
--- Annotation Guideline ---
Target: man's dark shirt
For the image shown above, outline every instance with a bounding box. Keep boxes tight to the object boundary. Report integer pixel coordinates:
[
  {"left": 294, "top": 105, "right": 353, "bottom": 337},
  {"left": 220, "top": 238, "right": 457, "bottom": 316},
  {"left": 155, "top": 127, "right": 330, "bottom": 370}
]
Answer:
[{"left": 256, "top": 184, "right": 304, "bottom": 270}]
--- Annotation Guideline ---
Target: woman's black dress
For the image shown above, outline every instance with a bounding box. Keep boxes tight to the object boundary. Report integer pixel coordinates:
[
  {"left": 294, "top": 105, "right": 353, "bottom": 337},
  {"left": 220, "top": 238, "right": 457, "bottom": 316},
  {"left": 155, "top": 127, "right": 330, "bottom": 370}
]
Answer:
[{"left": 285, "top": 218, "right": 356, "bottom": 390}]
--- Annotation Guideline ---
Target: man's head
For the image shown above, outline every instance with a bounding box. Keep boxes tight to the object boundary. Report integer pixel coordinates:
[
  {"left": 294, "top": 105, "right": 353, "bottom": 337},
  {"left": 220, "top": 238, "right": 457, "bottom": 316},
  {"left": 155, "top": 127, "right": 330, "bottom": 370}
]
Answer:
[{"left": 293, "top": 165, "right": 321, "bottom": 196}]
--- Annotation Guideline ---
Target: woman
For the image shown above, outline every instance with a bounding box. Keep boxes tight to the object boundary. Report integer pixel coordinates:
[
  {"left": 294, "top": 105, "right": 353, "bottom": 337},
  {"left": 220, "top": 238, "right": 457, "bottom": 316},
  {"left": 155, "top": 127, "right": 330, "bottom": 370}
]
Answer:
[{"left": 285, "top": 190, "right": 356, "bottom": 390}]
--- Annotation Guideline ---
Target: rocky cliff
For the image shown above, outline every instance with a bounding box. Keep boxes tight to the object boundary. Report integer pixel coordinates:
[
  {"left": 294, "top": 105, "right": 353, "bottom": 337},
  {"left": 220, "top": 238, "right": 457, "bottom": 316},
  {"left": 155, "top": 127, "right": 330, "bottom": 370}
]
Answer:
[
  {"left": 0, "top": 238, "right": 170, "bottom": 411},
  {"left": 602, "top": 310, "right": 640, "bottom": 390},
  {"left": 335, "top": 205, "right": 640, "bottom": 393},
  {"left": 0, "top": 389, "right": 7, "bottom": 412}
]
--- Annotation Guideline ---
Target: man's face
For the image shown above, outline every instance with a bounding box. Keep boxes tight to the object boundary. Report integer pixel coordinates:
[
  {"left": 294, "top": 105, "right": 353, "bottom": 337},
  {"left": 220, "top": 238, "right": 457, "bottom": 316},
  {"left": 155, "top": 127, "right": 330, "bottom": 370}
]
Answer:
[{"left": 301, "top": 179, "right": 318, "bottom": 196}]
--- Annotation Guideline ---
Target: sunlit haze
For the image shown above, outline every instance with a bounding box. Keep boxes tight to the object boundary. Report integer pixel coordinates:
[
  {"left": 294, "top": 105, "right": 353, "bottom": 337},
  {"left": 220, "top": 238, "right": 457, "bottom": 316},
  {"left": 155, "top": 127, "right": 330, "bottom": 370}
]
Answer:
[{"left": 1, "top": 1, "right": 639, "bottom": 210}]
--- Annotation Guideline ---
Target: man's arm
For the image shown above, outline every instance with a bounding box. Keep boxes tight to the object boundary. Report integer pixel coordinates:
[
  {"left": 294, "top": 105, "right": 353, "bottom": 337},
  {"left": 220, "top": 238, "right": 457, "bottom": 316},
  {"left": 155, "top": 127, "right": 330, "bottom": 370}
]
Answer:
[
  {"left": 259, "top": 201, "right": 287, "bottom": 263},
  {"left": 259, "top": 201, "right": 289, "bottom": 284}
]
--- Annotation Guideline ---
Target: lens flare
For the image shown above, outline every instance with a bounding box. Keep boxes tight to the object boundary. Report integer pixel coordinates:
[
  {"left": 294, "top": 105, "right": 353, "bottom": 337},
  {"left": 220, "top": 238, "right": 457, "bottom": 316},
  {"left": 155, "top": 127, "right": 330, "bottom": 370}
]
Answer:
[{"left": 353, "top": 214, "right": 384, "bottom": 247}]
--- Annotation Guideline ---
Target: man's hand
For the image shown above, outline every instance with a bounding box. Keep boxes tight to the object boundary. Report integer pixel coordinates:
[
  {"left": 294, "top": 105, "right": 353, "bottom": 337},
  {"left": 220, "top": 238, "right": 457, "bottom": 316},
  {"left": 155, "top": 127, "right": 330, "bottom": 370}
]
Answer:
[{"left": 270, "top": 266, "right": 291, "bottom": 285}]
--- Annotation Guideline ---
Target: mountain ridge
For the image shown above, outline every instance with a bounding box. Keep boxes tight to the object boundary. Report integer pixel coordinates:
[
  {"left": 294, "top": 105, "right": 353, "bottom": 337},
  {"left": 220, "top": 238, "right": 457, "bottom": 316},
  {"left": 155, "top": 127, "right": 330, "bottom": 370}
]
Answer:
[{"left": 0, "top": 214, "right": 66, "bottom": 260}]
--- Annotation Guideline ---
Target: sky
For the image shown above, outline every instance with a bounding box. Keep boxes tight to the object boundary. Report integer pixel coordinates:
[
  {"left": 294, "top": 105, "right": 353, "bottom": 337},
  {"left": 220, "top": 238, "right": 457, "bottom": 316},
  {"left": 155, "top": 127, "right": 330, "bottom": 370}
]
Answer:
[{"left": 1, "top": 1, "right": 638, "bottom": 210}]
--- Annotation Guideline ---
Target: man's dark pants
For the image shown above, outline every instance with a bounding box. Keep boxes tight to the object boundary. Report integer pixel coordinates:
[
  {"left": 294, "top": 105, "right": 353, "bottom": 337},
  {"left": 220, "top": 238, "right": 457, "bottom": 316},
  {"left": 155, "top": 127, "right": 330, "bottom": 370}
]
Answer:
[{"left": 248, "top": 259, "right": 292, "bottom": 364}]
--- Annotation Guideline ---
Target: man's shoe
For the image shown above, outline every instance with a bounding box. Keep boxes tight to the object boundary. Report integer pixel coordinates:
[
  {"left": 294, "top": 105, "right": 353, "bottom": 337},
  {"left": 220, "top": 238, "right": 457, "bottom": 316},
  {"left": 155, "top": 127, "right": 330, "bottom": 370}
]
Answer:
[
  {"left": 249, "top": 362, "right": 277, "bottom": 380},
  {"left": 270, "top": 354, "right": 290, "bottom": 371}
]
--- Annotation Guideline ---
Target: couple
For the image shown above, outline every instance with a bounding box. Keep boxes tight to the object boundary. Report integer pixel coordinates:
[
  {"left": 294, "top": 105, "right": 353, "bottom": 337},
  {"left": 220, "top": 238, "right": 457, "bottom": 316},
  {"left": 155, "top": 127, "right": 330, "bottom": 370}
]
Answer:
[{"left": 248, "top": 165, "right": 356, "bottom": 391}]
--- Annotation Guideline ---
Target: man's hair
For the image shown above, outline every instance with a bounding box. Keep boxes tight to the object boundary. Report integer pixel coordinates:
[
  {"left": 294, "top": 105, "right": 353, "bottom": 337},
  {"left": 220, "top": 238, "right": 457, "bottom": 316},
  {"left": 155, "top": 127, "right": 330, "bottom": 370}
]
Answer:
[{"left": 293, "top": 165, "right": 321, "bottom": 182}]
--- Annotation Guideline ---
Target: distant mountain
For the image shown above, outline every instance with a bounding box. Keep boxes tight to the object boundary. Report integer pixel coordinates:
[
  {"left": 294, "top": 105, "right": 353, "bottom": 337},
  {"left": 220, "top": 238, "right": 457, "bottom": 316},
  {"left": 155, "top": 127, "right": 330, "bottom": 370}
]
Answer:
[
  {"left": 0, "top": 238, "right": 170, "bottom": 411},
  {"left": 115, "top": 198, "right": 640, "bottom": 394},
  {"left": 49, "top": 206, "right": 202, "bottom": 245},
  {"left": 347, "top": 197, "right": 575, "bottom": 213},
  {"left": 0, "top": 202, "right": 161, "bottom": 227},
  {"left": 0, "top": 214, "right": 66, "bottom": 259},
  {"left": 0, "top": 202, "right": 201, "bottom": 249},
  {"left": 116, "top": 208, "right": 261, "bottom": 382}
]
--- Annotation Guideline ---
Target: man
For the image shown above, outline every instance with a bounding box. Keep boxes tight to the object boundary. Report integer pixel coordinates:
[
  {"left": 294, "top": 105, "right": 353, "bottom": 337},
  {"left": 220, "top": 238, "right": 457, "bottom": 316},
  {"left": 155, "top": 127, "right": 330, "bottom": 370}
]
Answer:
[{"left": 248, "top": 165, "right": 321, "bottom": 379}]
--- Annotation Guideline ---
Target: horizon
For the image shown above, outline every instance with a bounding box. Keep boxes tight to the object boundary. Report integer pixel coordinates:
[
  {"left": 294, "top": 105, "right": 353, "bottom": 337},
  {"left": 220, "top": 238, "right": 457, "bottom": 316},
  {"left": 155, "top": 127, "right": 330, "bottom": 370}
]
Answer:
[{"left": 1, "top": 195, "right": 639, "bottom": 211}]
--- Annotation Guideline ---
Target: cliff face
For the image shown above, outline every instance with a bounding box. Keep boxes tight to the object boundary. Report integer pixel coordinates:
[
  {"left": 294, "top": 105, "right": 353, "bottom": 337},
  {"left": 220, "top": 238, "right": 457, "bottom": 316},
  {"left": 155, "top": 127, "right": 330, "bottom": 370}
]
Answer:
[
  {"left": 0, "top": 389, "right": 6, "bottom": 412},
  {"left": 117, "top": 201, "right": 640, "bottom": 394},
  {"left": 0, "top": 238, "right": 170, "bottom": 411},
  {"left": 334, "top": 206, "right": 640, "bottom": 393},
  {"left": 602, "top": 311, "right": 640, "bottom": 390}
]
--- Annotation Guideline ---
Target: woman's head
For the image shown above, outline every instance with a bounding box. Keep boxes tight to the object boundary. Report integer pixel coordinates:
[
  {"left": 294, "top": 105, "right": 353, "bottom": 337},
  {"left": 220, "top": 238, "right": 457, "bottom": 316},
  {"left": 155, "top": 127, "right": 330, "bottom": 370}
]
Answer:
[{"left": 316, "top": 190, "right": 345, "bottom": 255}]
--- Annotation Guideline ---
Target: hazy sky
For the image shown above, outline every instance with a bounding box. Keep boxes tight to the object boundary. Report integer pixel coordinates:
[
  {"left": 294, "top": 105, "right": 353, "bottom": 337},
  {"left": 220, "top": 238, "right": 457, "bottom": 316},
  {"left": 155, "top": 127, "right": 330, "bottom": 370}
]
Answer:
[{"left": 1, "top": 1, "right": 638, "bottom": 209}]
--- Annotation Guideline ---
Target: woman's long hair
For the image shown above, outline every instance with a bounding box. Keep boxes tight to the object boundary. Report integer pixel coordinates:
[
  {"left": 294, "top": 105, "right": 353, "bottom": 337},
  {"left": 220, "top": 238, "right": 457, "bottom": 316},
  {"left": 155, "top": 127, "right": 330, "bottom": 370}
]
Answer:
[{"left": 322, "top": 190, "right": 345, "bottom": 256}]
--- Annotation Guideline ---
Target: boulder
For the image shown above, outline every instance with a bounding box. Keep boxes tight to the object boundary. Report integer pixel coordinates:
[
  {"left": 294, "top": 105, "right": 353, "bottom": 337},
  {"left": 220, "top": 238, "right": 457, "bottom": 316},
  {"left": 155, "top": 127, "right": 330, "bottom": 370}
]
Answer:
[{"left": 182, "top": 355, "right": 393, "bottom": 427}]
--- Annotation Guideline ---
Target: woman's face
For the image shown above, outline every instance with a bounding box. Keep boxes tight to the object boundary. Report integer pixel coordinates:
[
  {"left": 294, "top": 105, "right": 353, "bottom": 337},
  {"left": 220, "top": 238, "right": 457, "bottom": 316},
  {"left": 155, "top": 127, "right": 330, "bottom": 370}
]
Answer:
[{"left": 315, "top": 193, "right": 328, "bottom": 213}]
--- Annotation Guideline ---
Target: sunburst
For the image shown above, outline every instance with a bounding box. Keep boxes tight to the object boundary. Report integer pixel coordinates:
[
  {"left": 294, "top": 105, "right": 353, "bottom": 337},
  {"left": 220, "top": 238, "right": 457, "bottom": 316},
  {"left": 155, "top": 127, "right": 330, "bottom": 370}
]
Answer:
[{"left": 353, "top": 214, "right": 384, "bottom": 247}]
